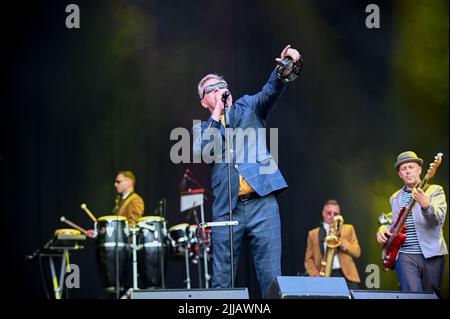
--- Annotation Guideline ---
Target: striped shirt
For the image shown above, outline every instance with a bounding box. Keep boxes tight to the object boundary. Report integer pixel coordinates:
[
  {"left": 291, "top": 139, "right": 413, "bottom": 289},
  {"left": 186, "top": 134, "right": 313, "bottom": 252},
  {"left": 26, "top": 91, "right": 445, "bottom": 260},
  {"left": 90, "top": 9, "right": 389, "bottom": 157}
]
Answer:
[{"left": 399, "top": 188, "right": 423, "bottom": 254}]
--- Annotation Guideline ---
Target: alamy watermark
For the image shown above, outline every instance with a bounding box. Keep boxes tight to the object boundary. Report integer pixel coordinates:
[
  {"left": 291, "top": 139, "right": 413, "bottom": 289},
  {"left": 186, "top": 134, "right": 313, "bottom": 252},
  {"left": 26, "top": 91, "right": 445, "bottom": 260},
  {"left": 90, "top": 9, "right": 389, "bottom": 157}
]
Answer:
[
  {"left": 65, "top": 4, "right": 80, "bottom": 29},
  {"left": 365, "top": 264, "right": 381, "bottom": 289},
  {"left": 365, "top": 4, "right": 380, "bottom": 29},
  {"left": 65, "top": 264, "right": 80, "bottom": 289},
  {"left": 170, "top": 121, "right": 279, "bottom": 175}
]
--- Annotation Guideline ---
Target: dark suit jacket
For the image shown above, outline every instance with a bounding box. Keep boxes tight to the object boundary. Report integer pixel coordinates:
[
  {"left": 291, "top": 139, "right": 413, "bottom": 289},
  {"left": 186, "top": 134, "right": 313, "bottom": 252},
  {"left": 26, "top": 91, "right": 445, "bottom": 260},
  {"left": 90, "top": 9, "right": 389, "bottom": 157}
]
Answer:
[
  {"left": 193, "top": 69, "right": 289, "bottom": 219},
  {"left": 304, "top": 224, "right": 361, "bottom": 283}
]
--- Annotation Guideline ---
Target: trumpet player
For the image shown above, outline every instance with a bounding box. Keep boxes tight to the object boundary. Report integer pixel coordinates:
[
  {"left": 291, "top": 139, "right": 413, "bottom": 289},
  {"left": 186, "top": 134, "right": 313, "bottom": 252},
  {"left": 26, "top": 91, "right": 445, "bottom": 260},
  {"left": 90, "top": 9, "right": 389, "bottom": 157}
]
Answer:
[{"left": 304, "top": 199, "right": 361, "bottom": 290}]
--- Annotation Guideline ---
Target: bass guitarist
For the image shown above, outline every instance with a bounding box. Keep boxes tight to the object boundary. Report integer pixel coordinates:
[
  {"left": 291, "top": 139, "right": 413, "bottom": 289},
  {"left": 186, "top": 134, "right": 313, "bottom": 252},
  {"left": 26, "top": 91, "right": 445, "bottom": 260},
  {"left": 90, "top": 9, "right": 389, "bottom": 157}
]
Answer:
[{"left": 376, "top": 151, "right": 447, "bottom": 293}]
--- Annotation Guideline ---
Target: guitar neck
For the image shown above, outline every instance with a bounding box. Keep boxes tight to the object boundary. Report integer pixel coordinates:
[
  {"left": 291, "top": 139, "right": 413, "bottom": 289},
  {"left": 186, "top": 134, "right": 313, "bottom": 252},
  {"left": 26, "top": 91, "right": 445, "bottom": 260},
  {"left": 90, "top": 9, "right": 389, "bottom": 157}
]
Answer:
[{"left": 395, "top": 178, "right": 429, "bottom": 233}]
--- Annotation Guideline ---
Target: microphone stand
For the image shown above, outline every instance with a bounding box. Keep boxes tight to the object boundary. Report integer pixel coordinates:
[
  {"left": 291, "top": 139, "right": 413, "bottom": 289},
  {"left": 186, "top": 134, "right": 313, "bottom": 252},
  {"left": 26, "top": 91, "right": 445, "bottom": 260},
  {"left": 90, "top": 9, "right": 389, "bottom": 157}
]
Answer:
[
  {"left": 190, "top": 208, "right": 203, "bottom": 288},
  {"left": 222, "top": 92, "right": 235, "bottom": 288}
]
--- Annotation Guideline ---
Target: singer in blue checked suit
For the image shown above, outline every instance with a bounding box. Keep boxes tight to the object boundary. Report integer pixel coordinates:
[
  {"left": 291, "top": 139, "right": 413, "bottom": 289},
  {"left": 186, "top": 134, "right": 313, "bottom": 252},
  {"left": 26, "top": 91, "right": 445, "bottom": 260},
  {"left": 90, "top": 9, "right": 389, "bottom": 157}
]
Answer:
[{"left": 193, "top": 45, "right": 301, "bottom": 298}]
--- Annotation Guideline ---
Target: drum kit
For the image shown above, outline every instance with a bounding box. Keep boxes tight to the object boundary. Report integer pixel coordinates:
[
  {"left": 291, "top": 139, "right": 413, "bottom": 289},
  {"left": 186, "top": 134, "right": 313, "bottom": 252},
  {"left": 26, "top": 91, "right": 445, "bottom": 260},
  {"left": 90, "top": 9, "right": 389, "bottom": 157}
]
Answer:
[
  {"left": 28, "top": 170, "right": 241, "bottom": 299},
  {"left": 42, "top": 173, "right": 219, "bottom": 297},
  {"left": 91, "top": 212, "right": 212, "bottom": 294},
  {"left": 29, "top": 210, "right": 212, "bottom": 299}
]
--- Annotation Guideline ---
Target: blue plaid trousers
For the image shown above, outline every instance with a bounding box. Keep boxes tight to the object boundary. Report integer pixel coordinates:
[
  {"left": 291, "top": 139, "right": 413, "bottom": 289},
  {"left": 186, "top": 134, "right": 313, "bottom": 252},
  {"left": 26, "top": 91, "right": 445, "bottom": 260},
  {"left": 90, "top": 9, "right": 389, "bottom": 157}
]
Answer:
[{"left": 211, "top": 194, "right": 281, "bottom": 298}]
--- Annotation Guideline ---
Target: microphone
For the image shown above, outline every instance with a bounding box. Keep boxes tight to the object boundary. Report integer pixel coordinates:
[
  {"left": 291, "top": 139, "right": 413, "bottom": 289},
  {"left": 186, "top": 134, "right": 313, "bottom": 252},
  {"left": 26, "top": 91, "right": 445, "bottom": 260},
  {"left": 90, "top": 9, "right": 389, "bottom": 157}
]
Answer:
[
  {"left": 159, "top": 198, "right": 166, "bottom": 218},
  {"left": 221, "top": 90, "right": 230, "bottom": 102},
  {"left": 179, "top": 169, "right": 191, "bottom": 191},
  {"left": 153, "top": 198, "right": 165, "bottom": 216}
]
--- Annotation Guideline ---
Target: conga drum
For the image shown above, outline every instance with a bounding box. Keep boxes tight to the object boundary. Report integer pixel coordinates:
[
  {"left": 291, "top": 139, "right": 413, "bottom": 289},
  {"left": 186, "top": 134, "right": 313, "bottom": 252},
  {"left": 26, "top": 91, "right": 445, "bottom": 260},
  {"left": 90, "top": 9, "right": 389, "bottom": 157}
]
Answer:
[
  {"left": 95, "top": 215, "right": 130, "bottom": 293},
  {"left": 136, "top": 216, "right": 168, "bottom": 288}
]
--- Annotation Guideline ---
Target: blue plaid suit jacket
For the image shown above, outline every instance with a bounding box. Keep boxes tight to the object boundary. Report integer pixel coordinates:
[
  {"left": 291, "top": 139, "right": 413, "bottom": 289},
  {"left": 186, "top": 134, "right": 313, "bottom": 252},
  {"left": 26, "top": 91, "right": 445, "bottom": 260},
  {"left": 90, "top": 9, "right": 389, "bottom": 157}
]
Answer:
[{"left": 193, "top": 68, "right": 289, "bottom": 219}]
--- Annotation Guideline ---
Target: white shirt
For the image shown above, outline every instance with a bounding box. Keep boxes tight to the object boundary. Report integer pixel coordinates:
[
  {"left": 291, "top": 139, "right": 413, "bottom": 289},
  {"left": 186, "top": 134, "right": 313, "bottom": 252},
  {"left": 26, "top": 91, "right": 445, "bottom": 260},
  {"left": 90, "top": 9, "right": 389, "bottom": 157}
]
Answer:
[{"left": 323, "top": 223, "right": 341, "bottom": 270}]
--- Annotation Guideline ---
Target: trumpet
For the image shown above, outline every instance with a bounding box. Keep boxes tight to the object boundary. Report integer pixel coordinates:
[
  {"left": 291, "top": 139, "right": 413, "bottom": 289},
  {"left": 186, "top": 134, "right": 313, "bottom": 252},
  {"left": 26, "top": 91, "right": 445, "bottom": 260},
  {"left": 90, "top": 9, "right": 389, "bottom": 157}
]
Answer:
[{"left": 320, "top": 215, "right": 344, "bottom": 277}]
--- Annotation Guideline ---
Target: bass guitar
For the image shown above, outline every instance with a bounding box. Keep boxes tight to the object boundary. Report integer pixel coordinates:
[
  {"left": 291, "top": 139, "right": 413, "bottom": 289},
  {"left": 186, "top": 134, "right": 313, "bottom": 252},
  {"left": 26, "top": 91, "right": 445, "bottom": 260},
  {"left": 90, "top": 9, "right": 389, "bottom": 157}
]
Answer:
[{"left": 381, "top": 152, "right": 443, "bottom": 270}]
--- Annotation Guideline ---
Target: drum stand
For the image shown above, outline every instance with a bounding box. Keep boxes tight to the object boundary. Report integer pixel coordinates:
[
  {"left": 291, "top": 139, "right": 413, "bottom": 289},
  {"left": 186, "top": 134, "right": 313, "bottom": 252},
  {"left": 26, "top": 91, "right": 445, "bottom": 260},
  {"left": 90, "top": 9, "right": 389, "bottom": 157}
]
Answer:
[
  {"left": 160, "top": 222, "right": 167, "bottom": 288},
  {"left": 195, "top": 257, "right": 203, "bottom": 288},
  {"left": 198, "top": 205, "right": 211, "bottom": 288},
  {"left": 114, "top": 220, "right": 120, "bottom": 299},
  {"left": 180, "top": 190, "right": 212, "bottom": 288},
  {"left": 48, "top": 249, "right": 70, "bottom": 299},
  {"left": 26, "top": 234, "right": 85, "bottom": 299},
  {"left": 130, "top": 228, "right": 138, "bottom": 289},
  {"left": 183, "top": 240, "right": 191, "bottom": 289},
  {"left": 181, "top": 229, "right": 206, "bottom": 290}
]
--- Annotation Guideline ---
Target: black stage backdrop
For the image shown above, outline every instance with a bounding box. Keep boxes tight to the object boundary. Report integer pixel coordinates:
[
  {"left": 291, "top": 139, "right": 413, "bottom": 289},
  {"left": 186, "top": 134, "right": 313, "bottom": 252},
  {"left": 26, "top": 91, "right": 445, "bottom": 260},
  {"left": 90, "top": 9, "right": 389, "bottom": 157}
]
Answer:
[{"left": 1, "top": 0, "right": 448, "bottom": 299}]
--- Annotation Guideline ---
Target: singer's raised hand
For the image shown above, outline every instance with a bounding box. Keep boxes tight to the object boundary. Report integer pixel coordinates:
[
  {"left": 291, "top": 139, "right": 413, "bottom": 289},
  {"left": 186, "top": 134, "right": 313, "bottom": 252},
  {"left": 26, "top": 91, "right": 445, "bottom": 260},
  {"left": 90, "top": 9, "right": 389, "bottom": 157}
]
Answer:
[
  {"left": 276, "top": 44, "right": 301, "bottom": 63},
  {"left": 211, "top": 91, "right": 224, "bottom": 120},
  {"left": 216, "top": 89, "right": 232, "bottom": 109},
  {"left": 212, "top": 88, "right": 232, "bottom": 120}
]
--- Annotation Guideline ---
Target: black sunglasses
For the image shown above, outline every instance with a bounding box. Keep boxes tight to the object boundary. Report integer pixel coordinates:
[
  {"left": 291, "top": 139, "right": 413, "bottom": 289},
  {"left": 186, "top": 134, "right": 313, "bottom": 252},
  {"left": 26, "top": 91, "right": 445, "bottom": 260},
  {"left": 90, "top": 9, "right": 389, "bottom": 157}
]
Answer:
[{"left": 202, "top": 81, "right": 227, "bottom": 99}]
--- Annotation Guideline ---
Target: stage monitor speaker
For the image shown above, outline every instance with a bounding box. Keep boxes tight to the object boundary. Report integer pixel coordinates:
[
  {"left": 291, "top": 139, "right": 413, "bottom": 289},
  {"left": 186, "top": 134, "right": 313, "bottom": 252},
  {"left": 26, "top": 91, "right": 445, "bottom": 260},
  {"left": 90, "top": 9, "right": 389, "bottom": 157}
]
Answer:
[
  {"left": 266, "top": 276, "right": 350, "bottom": 299},
  {"left": 124, "top": 288, "right": 249, "bottom": 299},
  {"left": 350, "top": 290, "right": 438, "bottom": 299}
]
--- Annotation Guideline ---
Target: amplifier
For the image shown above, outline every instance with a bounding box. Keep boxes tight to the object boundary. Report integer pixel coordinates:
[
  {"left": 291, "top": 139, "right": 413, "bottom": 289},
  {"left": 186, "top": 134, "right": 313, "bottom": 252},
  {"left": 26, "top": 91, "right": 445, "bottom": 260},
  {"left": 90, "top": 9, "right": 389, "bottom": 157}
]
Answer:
[{"left": 266, "top": 276, "right": 351, "bottom": 299}]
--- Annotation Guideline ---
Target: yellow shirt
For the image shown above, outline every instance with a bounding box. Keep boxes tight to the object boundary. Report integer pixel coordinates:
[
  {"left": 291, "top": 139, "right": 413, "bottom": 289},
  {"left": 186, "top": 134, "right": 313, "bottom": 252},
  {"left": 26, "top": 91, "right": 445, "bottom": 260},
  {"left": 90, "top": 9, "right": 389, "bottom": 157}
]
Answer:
[{"left": 218, "top": 114, "right": 254, "bottom": 196}]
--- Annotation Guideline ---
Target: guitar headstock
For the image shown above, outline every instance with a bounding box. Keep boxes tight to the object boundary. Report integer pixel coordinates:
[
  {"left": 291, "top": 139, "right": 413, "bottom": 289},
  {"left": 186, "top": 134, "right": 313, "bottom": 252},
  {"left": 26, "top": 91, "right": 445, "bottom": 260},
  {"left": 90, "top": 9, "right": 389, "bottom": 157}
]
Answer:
[{"left": 425, "top": 153, "right": 443, "bottom": 180}]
